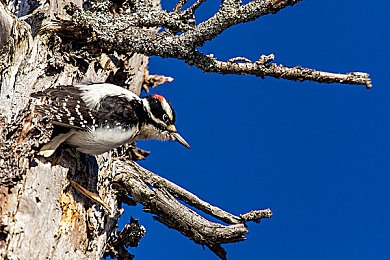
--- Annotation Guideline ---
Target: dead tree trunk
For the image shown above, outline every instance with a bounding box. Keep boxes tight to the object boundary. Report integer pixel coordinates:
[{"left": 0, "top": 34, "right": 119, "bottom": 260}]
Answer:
[{"left": 0, "top": 1, "right": 148, "bottom": 258}]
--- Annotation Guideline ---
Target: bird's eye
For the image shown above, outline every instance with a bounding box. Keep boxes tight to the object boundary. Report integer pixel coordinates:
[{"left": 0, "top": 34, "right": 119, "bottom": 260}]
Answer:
[{"left": 162, "top": 114, "right": 170, "bottom": 123}]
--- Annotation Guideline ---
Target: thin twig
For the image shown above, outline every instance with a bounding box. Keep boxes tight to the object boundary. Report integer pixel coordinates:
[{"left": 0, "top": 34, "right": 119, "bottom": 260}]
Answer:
[
  {"left": 181, "top": 0, "right": 207, "bottom": 18},
  {"left": 173, "top": 0, "right": 190, "bottom": 13},
  {"left": 182, "top": 0, "right": 303, "bottom": 47},
  {"left": 70, "top": 180, "right": 111, "bottom": 211}
]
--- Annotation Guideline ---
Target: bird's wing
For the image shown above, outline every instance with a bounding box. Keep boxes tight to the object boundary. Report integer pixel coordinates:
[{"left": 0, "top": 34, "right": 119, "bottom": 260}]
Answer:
[
  {"left": 95, "top": 95, "right": 146, "bottom": 130},
  {"left": 31, "top": 85, "right": 145, "bottom": 131},
  {"left": 32, "top": 85, "right": 87, "bottom": 130}
]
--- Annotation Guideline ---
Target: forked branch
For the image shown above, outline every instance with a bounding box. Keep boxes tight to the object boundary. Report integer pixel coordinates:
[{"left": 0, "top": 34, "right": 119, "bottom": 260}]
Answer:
[
  {"left": 44, "top": 0, "right": 371, "bottom": 88},
  {"left": 110, "top": 159, "right": 272, "bottom": 260}
]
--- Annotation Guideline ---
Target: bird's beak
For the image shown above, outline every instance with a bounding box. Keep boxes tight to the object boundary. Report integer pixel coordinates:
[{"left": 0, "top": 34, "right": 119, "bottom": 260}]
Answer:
[{"left": 167, "top": 125, "right": 191, "bottom": 149}]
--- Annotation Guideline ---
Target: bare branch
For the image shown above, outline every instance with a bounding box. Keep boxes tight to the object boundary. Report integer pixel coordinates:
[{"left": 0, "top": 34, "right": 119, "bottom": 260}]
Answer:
[
  {"left": 190, "top": 52, "right": 373, "bottom": 88},
  {"left": 181, "top": 0, "right": 207, "bottom": 18},
  {"left": 112, "top": 160, "right": 272, "bottom": 259},
  {"left": 51, "top": 0, "right": 371, "bottom": 88},
  {"left": 183, "top": 0, "right": 302, "bottom": 46},
  {"left": 173, "top": 0, "right": 190, "bottom": 13},
  {"left": 126, "top": 161, "right": 243, "bottom": 224},
  {"left": 142, "top": 67, "right": 174, "bottom": 93},
  {"left": 241, "top": 209, "right": 273, "bottom": 223},
  {"left": 71, "top": 6, "right": 193, "bottom": 33}
]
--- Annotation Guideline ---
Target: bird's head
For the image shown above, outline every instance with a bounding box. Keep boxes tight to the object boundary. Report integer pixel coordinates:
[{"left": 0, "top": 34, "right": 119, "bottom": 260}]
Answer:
[{"left": 140, "top": 94, "right": 190, "bottom": 149}]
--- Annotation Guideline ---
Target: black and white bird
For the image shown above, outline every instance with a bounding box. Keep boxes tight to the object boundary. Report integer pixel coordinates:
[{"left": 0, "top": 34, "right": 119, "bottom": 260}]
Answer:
[{"left": 32, "top": 83, "right": 190, "bottom": 157}]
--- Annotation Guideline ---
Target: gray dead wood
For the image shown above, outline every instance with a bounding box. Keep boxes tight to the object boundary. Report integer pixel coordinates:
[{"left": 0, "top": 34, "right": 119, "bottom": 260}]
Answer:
[
  {"left": 110, "top": 159, "right": 272, "bottom": 259},
  {"left": 0, "top": 0, "right": 148, "bottom": 259},
  {"left": 46, "top": 0, "right": 371, "bottom": 88}
]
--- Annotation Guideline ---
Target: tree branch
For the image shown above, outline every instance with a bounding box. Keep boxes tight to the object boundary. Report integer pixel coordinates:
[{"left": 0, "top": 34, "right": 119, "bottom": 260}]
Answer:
[
  {"left": 184, "top": 0, "right": 302, "bottom": 47},
  {"left": 180, "top": 0, "right": 207, "bottom": 18},
  {"left": 173, "top": 0, "right": 190, "bottom": 13},
  {"left": 111, "top": 159, "right": 272, "bottom": 259},
  {"left": 45, "top": 0, "right": 372, "bottom": 88},
  {"left": 190, "top": 52, "right": 372, "bottom": 88}
]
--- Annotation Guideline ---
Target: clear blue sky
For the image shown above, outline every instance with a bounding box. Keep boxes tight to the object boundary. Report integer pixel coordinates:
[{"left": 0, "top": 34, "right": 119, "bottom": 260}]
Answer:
[{"left": 118, "top": 1, "right": 390, "bottom": 259}]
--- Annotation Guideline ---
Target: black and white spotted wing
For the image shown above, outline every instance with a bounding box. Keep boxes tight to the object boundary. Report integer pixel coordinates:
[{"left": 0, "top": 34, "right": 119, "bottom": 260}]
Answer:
[{"left": 31, "top": 85, "right": 145, "bottom": 131}]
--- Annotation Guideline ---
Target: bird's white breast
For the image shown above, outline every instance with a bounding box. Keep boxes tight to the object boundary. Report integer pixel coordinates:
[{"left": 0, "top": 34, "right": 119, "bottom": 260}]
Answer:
[{"left": 66, "top": 126, "right": 139, "bottom": 155}]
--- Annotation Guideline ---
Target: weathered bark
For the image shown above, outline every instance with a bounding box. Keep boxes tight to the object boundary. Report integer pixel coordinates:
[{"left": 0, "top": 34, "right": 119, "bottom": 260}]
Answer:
[
  {"left": 0, "top": 1, "right": 148, "bottom": 258},
  {"left": 109, "top": 159, "right": 272, "bottom": 259}
]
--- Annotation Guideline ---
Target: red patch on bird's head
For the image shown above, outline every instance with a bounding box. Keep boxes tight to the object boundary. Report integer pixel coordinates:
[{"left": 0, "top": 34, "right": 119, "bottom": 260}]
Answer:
[{"left": 152, "top": 94, "right": 165, "bottom": 102}]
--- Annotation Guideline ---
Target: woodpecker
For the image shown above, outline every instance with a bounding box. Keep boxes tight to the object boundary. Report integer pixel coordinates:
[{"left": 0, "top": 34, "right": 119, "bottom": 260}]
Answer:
[{"left": 31, "top": 83, "right": 190, "bottom": 157}]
